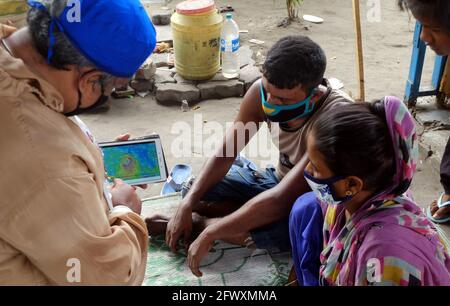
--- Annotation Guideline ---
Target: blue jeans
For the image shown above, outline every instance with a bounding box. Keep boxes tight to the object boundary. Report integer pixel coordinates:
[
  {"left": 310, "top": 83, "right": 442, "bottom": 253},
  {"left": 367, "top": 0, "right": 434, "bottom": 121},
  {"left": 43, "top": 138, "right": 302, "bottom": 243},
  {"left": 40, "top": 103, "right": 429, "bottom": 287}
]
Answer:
[
  {"left": 183, "top": 156, "right": 291, "bottom": 252},
  {"left": 289, "top": 192, "right": 324, "bottom": 286}
]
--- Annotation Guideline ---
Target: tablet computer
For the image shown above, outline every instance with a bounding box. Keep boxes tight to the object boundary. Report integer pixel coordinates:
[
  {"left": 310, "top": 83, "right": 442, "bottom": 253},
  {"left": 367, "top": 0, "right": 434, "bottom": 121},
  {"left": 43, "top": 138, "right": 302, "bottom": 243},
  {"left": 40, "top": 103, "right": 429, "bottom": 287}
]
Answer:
[{"left": 99, "top": 135, "right": 168, "bottom": 185}]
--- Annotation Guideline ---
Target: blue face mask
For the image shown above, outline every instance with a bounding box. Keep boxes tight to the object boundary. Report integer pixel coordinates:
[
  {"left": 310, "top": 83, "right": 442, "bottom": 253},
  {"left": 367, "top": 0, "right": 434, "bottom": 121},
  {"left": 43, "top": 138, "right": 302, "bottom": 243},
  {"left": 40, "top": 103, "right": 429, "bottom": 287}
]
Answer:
[
  {"left": 260, "top": 82, "right": 315, "bottom": 123},
  {"left": 304, "top": 170, "right": 353, "bottom": 206}
]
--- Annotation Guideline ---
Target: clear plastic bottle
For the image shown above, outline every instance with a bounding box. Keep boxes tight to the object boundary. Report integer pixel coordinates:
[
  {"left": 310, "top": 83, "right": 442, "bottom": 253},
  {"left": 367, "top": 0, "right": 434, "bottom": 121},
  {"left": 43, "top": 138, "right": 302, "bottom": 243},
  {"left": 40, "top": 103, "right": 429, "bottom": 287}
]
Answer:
[{"left": 220, "top": 13, "right": 240, "bottom": 79}]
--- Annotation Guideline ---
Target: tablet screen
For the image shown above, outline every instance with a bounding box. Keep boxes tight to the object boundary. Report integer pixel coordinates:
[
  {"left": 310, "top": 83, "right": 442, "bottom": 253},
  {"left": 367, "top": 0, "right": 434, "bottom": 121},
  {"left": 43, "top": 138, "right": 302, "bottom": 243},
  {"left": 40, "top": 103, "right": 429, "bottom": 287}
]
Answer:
[{"left": 101, "top": 141, "right": 163, "bottom": 185}]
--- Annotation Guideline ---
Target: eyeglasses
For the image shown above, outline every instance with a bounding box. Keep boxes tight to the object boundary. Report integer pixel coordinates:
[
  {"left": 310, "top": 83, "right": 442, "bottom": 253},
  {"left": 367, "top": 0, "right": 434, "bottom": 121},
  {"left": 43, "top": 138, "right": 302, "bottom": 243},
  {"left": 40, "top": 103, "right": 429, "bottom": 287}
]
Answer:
[{"left": 81, "top": 68, "right": 129, "bottom": 96}]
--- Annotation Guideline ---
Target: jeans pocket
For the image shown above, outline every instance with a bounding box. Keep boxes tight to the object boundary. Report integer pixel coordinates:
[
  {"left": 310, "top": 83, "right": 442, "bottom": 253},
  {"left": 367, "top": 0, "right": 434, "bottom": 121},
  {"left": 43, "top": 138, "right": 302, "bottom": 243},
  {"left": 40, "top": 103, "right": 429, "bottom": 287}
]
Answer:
[{"left": 235, "top": 168, "right": 259, "bottom": 186}]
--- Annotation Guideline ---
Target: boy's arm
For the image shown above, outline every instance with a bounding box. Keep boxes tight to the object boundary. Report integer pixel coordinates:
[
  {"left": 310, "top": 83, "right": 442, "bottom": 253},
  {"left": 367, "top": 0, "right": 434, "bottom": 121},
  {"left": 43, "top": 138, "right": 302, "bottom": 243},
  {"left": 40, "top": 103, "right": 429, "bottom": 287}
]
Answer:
[
  {"left": 165, "top": 80, "right": 266, "bottom": 252},
  {"left": 188, "top": 155, "right": 311, "bottom": 277}
]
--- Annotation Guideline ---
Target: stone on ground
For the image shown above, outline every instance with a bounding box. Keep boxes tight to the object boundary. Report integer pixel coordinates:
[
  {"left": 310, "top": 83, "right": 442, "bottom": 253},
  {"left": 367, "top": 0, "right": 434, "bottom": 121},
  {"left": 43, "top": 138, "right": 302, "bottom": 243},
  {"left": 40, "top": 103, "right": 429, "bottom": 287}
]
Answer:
[
  {"left": 197, "top": 80, "right": 244, "bottom": 100},
  {"left": 156, "top": 83, "right": 200, "bottom": 105}
]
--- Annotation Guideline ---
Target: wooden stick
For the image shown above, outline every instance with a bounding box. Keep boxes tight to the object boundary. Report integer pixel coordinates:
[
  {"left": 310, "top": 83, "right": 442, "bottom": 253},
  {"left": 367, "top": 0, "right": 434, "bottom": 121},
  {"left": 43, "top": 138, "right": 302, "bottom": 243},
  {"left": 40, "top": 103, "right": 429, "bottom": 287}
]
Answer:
[{"left": 352, "top": 0, "right": 365, "bottom": 101}]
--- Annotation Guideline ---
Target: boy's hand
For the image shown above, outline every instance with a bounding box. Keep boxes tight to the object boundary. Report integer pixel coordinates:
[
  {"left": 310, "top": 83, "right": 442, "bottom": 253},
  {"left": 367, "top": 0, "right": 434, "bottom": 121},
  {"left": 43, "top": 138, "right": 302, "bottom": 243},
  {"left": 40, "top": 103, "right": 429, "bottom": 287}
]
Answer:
[
  {"left": 187, "top": 231, "right": 215, "bottom": 277},
  {"left": 166, "top": 202, "right": 193, "bottom": 253}
]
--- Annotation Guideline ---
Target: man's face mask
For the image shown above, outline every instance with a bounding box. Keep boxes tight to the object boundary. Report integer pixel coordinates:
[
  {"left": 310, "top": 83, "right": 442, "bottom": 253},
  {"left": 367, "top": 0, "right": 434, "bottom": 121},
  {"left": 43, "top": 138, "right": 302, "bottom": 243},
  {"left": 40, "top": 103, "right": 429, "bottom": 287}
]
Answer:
[
  {"left": 260, "top": 82, "right": 315, "bottom": 123},
  {"left": 64, "top": 71, "right": 112, "bottom": 117},
  {"left": 64, "top": 93, "right": 109, "bottom": 117},
  {"left": 304, "top": 170, "right": 353, "bottom": 206}
]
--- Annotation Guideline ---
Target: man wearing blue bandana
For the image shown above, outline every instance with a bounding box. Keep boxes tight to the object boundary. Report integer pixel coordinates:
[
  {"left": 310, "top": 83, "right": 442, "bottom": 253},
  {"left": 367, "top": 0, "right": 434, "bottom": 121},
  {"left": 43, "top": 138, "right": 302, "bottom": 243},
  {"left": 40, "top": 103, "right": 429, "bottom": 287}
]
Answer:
[
  {"left": 0, "top": 0, "right": 156, "bottom": 284},
  {"left": 156, "top": 36, "right": 353, "bottom": 278}
]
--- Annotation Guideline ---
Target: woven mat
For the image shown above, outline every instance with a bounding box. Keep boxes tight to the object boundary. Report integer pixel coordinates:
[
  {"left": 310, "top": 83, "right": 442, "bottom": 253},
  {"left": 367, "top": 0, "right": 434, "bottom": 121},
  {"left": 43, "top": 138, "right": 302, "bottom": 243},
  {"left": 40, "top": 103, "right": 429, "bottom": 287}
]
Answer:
[{"left": 141, "top": 193, "right": 292, "bottom": 286}]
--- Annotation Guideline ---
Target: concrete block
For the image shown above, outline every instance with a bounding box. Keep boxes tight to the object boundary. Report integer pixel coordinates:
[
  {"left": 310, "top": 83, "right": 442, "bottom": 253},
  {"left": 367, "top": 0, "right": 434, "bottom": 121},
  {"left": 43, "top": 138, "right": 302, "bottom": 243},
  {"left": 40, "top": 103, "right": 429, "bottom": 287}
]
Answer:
[
  {"left": 130, "top": 79, "right": 154, "bottom": 93},
  {"left": 198, "top": 80, "right": 244, "bottom": 100},
  {"left": 208, "top": 72, "right": 237, "bottom": 82},
  {"left": 154, "top": 69, "right": 176, "bottom": 84},
  {"left": 173, "top": 73, "right": 196, "bottom": 85},
  {"left": 151, "top": 53, "right": 172, "bottom": 68},
  {"left": 135, "top": 59, "right": 157, "bottom": 80},
  {"left": 416, "top": 99, "right": 450, "bottom": 129},
  {"left": 151, "top": 11, "right": 172, "bottom": 26},
  {"left": 156, "top": 83, "right": 200, "bottom": 105},
  {"left": 239, "top": 65, "right": 261, "bottom": 92}
]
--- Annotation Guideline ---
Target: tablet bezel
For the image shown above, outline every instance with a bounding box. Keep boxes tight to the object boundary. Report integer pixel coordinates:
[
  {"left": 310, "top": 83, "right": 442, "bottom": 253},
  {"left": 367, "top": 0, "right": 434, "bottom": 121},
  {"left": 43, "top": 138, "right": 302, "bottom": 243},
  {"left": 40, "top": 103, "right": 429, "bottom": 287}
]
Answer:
[{"left": 98, "top": 137, "right": 168, "bottom": 185}]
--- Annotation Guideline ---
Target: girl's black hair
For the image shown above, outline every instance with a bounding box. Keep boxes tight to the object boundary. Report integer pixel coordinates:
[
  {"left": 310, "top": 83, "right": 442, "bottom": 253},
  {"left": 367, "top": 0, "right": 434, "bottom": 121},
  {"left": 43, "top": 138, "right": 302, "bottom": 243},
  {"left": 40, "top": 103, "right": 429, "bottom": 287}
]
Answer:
[
  {"left": 310, "top": 100, "right": 395, "bottom": 192},
  {"left": 399, "top": 0, "right": 450, "bottom": 35}
]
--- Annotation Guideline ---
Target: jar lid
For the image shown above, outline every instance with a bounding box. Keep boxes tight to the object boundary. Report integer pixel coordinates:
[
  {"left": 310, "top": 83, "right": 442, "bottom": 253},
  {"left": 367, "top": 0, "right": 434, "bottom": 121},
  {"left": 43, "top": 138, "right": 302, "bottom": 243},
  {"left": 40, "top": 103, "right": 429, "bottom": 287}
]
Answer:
[{"left": 176, "top": 0, "right": 215, "bottom": 15}]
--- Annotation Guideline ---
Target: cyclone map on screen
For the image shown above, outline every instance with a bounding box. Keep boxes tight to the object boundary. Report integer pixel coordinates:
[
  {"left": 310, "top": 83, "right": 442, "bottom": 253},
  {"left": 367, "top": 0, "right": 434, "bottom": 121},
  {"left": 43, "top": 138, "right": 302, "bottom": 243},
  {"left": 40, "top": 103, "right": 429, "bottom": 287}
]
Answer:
[{"left": 102, "top": 142, "right": 161, "bottom": 183}]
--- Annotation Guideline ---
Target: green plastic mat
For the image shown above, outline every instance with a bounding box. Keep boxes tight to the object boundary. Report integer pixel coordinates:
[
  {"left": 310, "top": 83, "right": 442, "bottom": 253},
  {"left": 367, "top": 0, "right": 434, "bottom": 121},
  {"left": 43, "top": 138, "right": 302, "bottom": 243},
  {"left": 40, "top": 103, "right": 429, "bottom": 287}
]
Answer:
[{"left": 141, "top": 194, "right": 292, "bottom": 286}]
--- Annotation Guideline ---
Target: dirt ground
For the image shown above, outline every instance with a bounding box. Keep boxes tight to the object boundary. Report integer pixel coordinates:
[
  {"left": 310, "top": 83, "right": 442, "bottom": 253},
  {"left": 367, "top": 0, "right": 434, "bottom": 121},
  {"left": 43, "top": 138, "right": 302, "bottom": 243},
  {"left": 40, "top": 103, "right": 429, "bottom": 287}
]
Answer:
[
  {"left": 79, "top": 0, "right": 449, "bottom": 234},
  {"left": 209, "top": 0, "right": 434, "bottom": 100}
]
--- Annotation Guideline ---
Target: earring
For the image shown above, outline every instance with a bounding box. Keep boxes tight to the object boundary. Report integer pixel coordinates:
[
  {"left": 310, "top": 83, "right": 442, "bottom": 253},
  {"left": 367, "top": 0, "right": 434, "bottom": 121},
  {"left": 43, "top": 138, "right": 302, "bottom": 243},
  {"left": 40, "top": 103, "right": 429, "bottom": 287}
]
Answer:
[{"left": 346, "top": 191, "right": 353, "bottom": 196}]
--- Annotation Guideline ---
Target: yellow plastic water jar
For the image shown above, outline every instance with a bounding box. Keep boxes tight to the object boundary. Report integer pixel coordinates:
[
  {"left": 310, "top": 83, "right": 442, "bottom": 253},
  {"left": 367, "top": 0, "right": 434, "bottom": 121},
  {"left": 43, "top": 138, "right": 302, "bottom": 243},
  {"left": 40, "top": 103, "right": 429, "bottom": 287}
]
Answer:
[
  {"left": 171, "top": 0, "right": 223, "bottom": 81},
  {"left": 0, "top": 0, "right": 28, "bottom": 28}
]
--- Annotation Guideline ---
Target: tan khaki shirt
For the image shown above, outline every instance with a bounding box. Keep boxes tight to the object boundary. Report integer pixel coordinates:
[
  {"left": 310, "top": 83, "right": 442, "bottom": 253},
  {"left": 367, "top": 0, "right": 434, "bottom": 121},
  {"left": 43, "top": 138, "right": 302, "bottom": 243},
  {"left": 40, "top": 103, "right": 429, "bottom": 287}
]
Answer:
[{"left": 0, "top": 33, "right": 148, "bottom": 285}]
